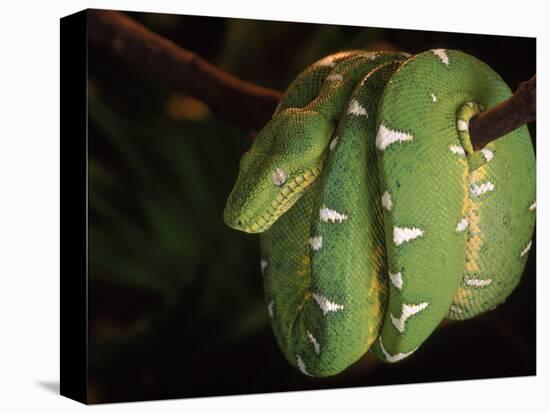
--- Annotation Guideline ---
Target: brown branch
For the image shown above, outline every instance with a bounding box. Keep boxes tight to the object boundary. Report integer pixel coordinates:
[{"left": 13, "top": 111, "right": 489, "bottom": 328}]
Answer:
[
  {"left": 87, "top": 9, "right": 282, "bottom": 131},
  {"left": 87, "top": 9, "right": 535, "bottom": 147},
  {"left": 470, "top": 75, "right": 536, "bottom": 150}
]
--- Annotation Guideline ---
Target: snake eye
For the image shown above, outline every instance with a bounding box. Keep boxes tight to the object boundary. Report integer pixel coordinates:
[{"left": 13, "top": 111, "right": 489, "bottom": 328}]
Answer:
[{"left": 271, "top": 168, "right": 287, "bottom": 186}]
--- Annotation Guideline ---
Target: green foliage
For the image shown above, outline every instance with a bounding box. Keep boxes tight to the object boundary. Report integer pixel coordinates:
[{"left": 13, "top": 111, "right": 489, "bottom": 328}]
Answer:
[{"left": 88, "top": 85, "right": 267, "bottom": 373}]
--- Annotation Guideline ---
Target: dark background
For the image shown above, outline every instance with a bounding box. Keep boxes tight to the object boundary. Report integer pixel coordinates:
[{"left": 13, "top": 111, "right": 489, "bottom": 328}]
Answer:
[{"left": 87, "top": 10, "right": 536, "bottom": 404}]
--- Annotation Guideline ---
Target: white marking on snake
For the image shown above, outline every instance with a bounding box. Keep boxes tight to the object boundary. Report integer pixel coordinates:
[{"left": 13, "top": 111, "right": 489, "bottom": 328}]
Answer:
[
  {"left": 309, "top": 236, "right": 323, "bottom": 251},
  {"left": 449, "top": 304, "right": 463, "bottom": 314},
  {"left": 464, "top": 277, "right": 493, "bottom": 287},
  {"left": 312, "top": 293, "right": 344, "bottom": 315},
  {"left": 325, "top": 73, "right": 343, "bottom": 82},
  {"left": 467, "top": 102, "right": 474, "bottom": 108},
  {"left": 317, "top": 56, "right": 336, "bottom": 67},
  {"left": 390, "top": 302, "right": 429, "bottom": 333},
  {"left": 389, "top": 271, "right": 403, "bottom": 290},
  {"left": 481, "top": 148, "right": 494, "bottom": 162},
  {"left": 261, "top": 259, "right": 268, "bottom": 275},
  {"left": 381, "top": 191, "right": 393, "bottom": 211},
  {"left": 348, "top": 99, "right": 368, "bottom": 116},
  {"left": 457, "top": 119, "right": 469, "bottom": 132},
  {"left": 378, "top": 336, "right": 417, "bottom": 362},
  {"left": 393, "top": 227, "right": 424, "bottom": 246},
  {"left": 520, "top": 241, "right": 532, "bottom": 258},
  {"left": 319, "top": 207, "right": 348, "bottom": 223},
  {"left": 529, "top": 201, "right": 536, "bottom": 211},
  {"left": 376, "top": 124, "right": 414, "bottom": 151},
  {"left": 296, "top": 354, "right": 312, "bottom": 376},
  {"left": 431, "top": 93, "right": 438, "bottom": 102},
  {"left": 306, "top": 331, "right": 321, "bottom": 354},
  {"left": 432, "top": 49, "right": 449, "bottom": 65},
  {"left": 329, "top": 135, "right": 340, "bottom": 152},
  {"left": 267, "top": 300, "right": 274, "bottom": 317},
  {"left": 470, "top": 181, "right": 495, "bottom": 196},
  {"left": 456, "top": 218, "right": 469, "bottom": 232},
  {"left": 273, "top": 100, "right": 282, "bottom": 116},
  {"left": 450, "top": 144, "right": 466, "bottom": 156}
]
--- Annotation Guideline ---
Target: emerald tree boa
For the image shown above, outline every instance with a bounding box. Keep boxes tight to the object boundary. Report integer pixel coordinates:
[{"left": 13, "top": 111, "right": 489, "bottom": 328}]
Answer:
[{"left": 224, "top": 50, "right": 536, "bottom": 377}]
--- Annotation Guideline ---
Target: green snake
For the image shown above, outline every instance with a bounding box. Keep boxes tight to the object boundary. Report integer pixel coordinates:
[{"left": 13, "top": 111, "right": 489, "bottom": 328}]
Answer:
[{"left": 223, "top": 49, "right": 536, "bottom": 377}]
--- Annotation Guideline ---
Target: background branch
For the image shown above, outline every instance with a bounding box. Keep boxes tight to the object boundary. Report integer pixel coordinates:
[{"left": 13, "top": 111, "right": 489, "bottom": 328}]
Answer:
[
  {"left": 88, "top": 9, "right": 282, "bottom": 131},
  {"left": 88, "top": 10, "right": 535, "bottom": 146}
]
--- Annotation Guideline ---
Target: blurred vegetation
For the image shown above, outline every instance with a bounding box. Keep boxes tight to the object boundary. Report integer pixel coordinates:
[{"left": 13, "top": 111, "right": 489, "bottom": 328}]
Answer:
[{"left": 87, "top": 11, "right": 536, "bottom": 403}]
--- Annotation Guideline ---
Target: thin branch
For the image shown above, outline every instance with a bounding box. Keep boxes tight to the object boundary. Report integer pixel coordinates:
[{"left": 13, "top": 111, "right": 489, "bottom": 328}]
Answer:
[
  {"left": 87, "top": 9, "right": 282, "bottom": 131},
  {"left": 470, "top": 75, "right": 536, "bottom": 150},
  {"left": 87, "top": 10, "right": 535, "bottom": 147}
]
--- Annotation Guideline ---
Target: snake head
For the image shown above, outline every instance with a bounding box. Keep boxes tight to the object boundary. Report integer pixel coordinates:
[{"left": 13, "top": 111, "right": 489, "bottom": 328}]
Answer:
[{"left": 224, "top": 109, "right": 333, "bottom": 233}]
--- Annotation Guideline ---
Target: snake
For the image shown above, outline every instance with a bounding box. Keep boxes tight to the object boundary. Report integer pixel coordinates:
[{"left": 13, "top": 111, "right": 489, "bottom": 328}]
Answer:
[{"left": 223, "top": 49, "right": 536, "bottom": 377}]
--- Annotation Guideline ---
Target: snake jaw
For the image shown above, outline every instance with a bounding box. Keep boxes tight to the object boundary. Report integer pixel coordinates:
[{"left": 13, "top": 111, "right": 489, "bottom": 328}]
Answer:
[{"left": 226, "top": 166, "right": 321, "bottom": 233}]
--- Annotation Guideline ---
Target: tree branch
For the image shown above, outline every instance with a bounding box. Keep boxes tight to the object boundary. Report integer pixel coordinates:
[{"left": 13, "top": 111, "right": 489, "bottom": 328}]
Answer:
[
  {"left": 87, "top": 9, "right": 282, "bottom": 131},
  {"left": 469, "top": 75, "right": 536, "bottom": 150},
  {"left": 87, "top": 10, "right": 535, "bottom": 147}
]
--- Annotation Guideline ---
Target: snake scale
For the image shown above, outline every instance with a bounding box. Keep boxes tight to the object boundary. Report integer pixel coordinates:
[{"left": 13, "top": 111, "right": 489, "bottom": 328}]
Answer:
[{"left": 223, "top": 49, "right": 536, "bottom": 377}]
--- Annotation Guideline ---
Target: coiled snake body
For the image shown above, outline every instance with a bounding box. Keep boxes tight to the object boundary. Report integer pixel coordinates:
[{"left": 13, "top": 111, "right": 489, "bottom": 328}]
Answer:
[{"left": 224, "top": 50, "right": 535, "bottom": 377}]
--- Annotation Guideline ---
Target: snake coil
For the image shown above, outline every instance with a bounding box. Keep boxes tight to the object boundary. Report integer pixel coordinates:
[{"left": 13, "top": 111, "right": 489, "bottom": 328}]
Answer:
[{"left": 224, "top": 49, "right": 536, "bottom": 377}]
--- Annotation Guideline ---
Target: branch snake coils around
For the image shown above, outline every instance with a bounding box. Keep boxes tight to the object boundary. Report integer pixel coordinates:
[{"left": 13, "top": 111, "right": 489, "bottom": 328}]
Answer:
[{"left": 223, "top": 49, "right": 536, "bottom": 377}]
